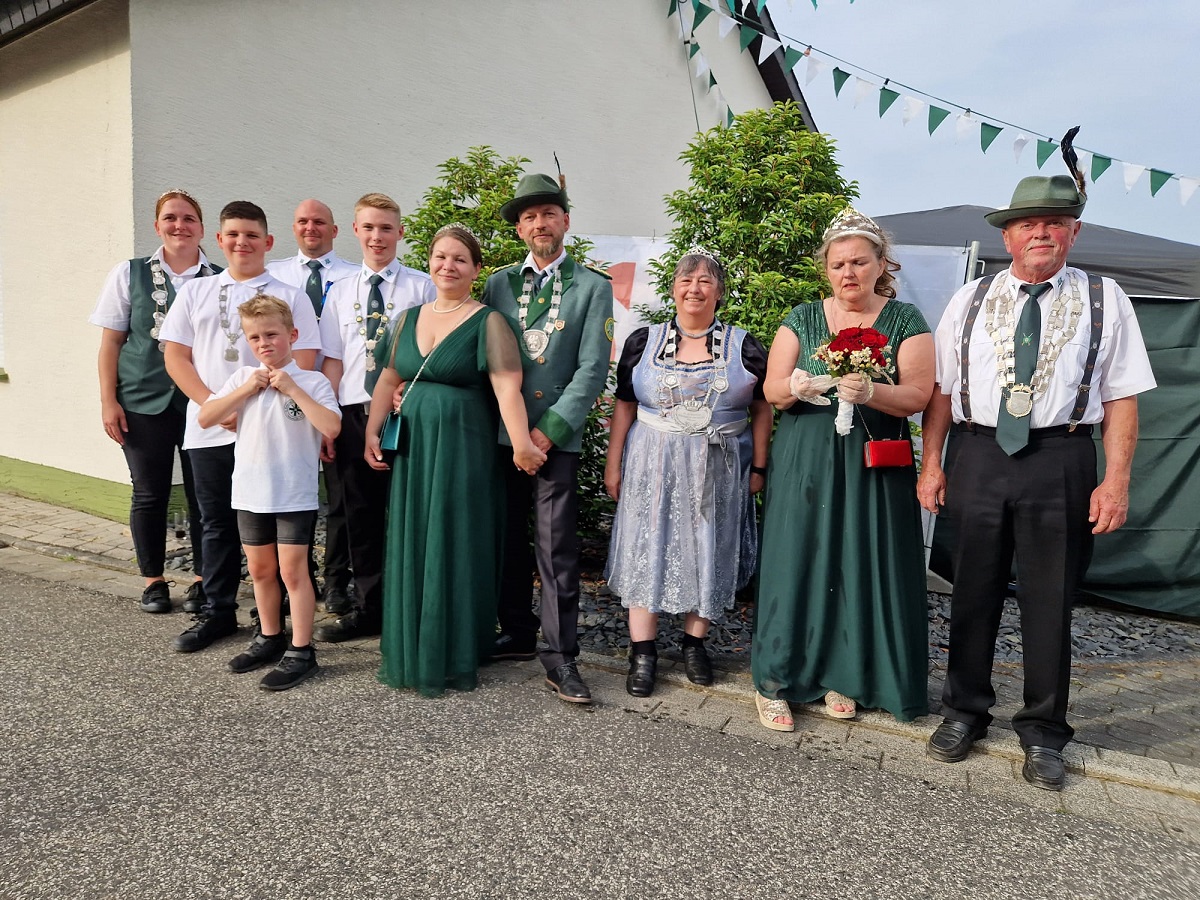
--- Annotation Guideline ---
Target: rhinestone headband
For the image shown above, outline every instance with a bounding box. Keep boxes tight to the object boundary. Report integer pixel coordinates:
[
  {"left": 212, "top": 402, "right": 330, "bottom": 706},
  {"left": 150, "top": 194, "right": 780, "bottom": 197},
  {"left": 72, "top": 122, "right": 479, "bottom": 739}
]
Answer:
[
  {"left": 681, "top": 246, "right": 722, "bottom": 268},
  {"left": 157, "top": 188, "right": 199, "bottom": 205},
  {"left": 822, "top": 206, "right": 884, "bottom": 247},
  {"left": 433, "top": 222, "right": 480, "bottom": 244}
]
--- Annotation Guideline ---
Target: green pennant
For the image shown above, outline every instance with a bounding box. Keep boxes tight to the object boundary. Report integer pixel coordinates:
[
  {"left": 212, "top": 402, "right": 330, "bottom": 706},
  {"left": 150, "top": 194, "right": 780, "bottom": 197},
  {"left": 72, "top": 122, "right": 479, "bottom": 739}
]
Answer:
[
  {"left": 693, "top": 2, "right": 713, "bottom": 27},
  {"left": 1150, "top": 169, "right": 1174, "bottom": 197},
  {"left": 738, "top": 25, "right": 757, "bottom": 53},
  {"left": 668, "top": 0, "right": 678, "bottom": 17},
  {"left": 832, "top": 67, "right": 851, "bottom": 97},
  {"left": 726, "top": 106, "right": 736, "bottom": 126},
  {"left": 980, "top": 123, "right": 1002, "bottom": 153},
  {"left": 708, "top": 72, "right": 717, "bottom": 90},
  {"left": 878, "top": 87, "right": 900, "bottom": 117},
  {"left": 1036, "top": 139, "right": 1057, "bottom": 169},
  {"left": 927, "top": 106, "right": 950, "bottom": 135},
  {"left": 1091, "top": 154, "right": 1112, "bottom": 181},
  {"left": 757, "top": 0, "right": 769, "bottom": 11},
  {"left": 689, "top": 41, "right": 700, "bottom": 57},
  {"left": 783, "top": 46, "right": 804, "bottom": 73}
]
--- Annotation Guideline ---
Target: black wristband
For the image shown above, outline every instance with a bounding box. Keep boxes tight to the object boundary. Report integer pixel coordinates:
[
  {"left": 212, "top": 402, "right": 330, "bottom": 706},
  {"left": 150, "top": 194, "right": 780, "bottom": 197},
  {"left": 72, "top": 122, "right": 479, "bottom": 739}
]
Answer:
[{"left": 750, "top": 465, "right": 767, "bottom": 476}]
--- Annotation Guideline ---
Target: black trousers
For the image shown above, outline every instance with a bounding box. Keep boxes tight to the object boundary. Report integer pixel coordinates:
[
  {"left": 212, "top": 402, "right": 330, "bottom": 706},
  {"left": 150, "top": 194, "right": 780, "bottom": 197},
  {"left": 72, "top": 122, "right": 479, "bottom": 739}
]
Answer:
[
  {"left": 497, "top": 449, "right": 581, "bottom": 670},
  {"left": 940, "top": 426, "right": 1097, "bottom": 750},
  {"left": 320, "top": 460, "right": 352, "bottom": 587},
  {"left": 187, "top": 443, "right": 242, "bottom": 613},
  {"left": 333, "top": 405, "right": 389, "bottom": 617},
  {"left": 121, "top": 407, "right": 202, "bottom": 578}
]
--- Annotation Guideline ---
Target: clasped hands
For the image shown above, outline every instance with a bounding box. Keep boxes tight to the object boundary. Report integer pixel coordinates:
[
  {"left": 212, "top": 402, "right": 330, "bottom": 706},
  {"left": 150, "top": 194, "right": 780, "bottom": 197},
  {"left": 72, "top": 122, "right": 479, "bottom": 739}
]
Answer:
[{"left": 789, "top": 369, "right": 873, "bottom": 405}]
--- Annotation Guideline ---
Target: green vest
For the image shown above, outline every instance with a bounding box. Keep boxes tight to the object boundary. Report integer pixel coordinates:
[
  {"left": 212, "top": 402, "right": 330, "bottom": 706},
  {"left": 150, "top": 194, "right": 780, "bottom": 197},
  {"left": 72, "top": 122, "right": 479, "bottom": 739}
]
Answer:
[{"left": 116, "top": 257, "right": 220, "bottom": 415}]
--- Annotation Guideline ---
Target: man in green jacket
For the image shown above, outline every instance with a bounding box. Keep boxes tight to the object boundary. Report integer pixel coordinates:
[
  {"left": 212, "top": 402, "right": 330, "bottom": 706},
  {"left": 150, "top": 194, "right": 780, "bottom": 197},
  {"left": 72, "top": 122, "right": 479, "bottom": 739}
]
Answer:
[{"left": 482, "top": 173, "right": 614, "bottom": 704}]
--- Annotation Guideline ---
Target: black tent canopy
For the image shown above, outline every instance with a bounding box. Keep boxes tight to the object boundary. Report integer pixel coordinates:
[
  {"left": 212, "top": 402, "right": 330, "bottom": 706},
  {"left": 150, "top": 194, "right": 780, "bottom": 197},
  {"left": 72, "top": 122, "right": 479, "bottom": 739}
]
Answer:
[
  {"left": 876, "top": 205, "right": 1200, "bottom": 299},
  {"left": 879, "top": 206, "right": 1200, "bottom": 618}
]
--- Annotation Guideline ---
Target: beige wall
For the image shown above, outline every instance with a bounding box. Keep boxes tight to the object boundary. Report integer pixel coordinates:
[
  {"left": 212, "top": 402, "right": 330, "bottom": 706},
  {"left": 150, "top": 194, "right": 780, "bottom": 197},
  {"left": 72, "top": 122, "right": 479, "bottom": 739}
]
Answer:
[{"left": 0, "top": 0, "right": 134, "bottom": 481}]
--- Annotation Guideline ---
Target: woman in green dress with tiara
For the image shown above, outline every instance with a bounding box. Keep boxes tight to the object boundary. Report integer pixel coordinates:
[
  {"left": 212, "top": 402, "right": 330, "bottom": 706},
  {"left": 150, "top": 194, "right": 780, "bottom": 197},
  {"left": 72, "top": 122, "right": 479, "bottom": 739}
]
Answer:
[{"left": 752, "top": 208, "right": 936, "bottom": 729}]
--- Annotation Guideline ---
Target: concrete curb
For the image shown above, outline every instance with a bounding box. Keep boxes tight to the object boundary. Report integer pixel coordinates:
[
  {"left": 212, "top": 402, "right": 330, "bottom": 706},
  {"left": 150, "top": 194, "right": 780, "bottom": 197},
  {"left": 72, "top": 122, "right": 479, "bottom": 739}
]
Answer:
[{"left": 0, "top": 532, "right": 140, "bottom": 576}]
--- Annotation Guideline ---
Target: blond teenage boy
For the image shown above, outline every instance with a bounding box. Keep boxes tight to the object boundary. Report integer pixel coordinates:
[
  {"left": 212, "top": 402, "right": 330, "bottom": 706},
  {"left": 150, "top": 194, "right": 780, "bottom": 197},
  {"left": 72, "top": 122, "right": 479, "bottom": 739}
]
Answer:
[{"left": 200, "top": 295, "right": 340, "bottom": 690}]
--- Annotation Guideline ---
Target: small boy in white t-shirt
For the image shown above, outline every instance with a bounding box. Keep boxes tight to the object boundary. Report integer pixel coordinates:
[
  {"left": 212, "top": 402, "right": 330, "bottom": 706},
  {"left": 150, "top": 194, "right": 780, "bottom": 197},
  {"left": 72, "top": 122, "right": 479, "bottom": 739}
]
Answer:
[{"left": 200, "top": 295, "right": 341, "bottom": 690}]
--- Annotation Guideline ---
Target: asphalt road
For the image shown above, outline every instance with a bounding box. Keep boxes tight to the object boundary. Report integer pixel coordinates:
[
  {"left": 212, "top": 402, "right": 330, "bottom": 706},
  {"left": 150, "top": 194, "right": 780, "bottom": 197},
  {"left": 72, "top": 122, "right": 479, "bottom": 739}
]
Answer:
[{"left": 2, "top": 569, "right": 1198, "bottom": 900}]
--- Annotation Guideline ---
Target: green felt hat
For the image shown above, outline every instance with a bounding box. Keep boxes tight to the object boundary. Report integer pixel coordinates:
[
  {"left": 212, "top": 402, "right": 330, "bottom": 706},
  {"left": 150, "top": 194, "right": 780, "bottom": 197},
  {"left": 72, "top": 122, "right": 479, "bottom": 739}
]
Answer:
[
  {"left": 500, "top": 173, "right": 569, "bottom": 224},
  {"left": 985, "top": 175, "right": 1086, "bottom": 228}
]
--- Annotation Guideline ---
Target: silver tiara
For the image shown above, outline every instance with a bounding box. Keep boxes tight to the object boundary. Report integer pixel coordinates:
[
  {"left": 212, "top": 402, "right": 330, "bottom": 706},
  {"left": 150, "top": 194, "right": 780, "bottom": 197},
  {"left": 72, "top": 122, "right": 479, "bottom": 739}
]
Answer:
[
  {"left": 681, "top": 246, "right": 722, "bottom": 268},
  {"left": 434, "top": 222, "right": 480, "bottom": 243},
  {"left": 157, "top": 188, "right": 199, "bottom": 205},
  {"left": 822, "top": 206, "right": 885, "bottom": 246}
]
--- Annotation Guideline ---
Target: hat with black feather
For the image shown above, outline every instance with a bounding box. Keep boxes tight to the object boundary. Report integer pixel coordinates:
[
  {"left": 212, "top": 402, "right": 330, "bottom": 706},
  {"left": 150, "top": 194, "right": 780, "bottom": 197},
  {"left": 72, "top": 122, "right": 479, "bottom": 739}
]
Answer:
[{"left": 985, "top": 127, "right": 1088, "bottom": 228}]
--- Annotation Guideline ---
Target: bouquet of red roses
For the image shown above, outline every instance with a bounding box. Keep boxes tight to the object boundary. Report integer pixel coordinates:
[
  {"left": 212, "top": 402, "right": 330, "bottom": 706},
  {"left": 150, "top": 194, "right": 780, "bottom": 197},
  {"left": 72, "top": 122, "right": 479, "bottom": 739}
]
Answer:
[{"left": 812, "top": 326, "right": 894, "bottom": 435}]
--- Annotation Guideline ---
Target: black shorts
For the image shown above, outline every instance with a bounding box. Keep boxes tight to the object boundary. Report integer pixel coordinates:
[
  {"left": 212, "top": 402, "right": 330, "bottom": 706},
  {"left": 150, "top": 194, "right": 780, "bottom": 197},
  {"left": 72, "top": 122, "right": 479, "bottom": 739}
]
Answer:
[{"left": 236, "top": 510, "right": 316, "bottom": 547}]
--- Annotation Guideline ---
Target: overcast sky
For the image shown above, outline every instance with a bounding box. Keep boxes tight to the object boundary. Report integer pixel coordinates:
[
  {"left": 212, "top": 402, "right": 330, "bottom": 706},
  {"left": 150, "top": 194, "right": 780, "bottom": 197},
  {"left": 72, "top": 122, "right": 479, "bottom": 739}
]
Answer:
[{"left": 768, "top": 0, "right": 1198, "bottom": 246}]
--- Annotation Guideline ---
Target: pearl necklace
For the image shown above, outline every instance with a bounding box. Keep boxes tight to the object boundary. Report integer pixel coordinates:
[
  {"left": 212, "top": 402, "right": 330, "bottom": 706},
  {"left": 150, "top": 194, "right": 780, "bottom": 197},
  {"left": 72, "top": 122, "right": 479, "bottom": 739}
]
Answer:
[{"left": 430, "top": 296, "right": 469, "bottom": 314}]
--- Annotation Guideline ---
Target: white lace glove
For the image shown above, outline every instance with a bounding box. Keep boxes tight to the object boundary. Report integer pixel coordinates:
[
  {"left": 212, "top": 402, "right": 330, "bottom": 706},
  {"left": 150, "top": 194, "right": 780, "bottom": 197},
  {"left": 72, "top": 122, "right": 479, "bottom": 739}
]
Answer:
[
  {"left": 836, "top": 372, "right": 875, "bottom": 405},
  {"left": 789, "top": 368, "right": 837, "bottom": 405}
]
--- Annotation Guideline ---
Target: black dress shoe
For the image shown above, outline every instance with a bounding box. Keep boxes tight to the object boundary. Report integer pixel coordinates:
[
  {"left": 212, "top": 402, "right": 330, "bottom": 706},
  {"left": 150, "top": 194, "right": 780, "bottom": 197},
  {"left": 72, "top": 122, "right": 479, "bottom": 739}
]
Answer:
[
  {"left": 140, "top": 582, "right": 172, "bottom": 614},
  {"left": 322, "top": 583, "right": 354, "bottom": 616},
  {"left": 546, "top": 662, "right": 592, "bottom": 704},
  {"left": 926, "top": 719, "right": 988, "bottom": 763},
  {"left": 182, "top": 581, "right": 206, "bottom": 613},
  {"left": 1022, "top": 746, "right": 1066, "bottom": 791},
  {"left": 683, "top": 645, "right": 714, "bottom": 686},
  {"left": 626, "top": 654, "right": 657, "bottom": 697},
  {"left": 172, "top": 612, "right": 238, "bottom": 653},
  {"left": 313, "top": 609, "right": 381, "bottom": 643},
  {"left": 487, "top": 633, "right": 537, "bottom": 662}
]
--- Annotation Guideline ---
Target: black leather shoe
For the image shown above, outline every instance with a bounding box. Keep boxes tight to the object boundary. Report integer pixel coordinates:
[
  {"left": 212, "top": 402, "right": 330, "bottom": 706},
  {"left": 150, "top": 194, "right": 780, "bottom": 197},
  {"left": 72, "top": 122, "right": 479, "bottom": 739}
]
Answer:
[
  {"left": 546, "top": 662, "right": 592, "bottom": 704},
  {"left": 313, "top": 608, "right": 381, "bottom": 643},
  {"left": 172, "top": 612, "right": 238, "bottom": 653},
  {"left": 181, "top": 581, "right": 205, "bottom": 614},
  {"left": 683, "top": 645, "right": 714, "bottom": 686},
  {"left": 487, "top": 633, "right": 537, "bottom": 662},
  {"left": 626, "top": 654, "right": 657, "bottom": 697},
  {"left": 140, "top": 582, "right": 172, "bottom": 614},
  {"left": 228, "top": 631, "right": 287, "bottom": 674},
  {"left": 926, "top": 719, "right": 988, "bottom": 763},
  {"left": 1022, "top": 746, "right": 1066, "bottom": 791},
  {"left": 322, "top": 583, "right": 355, "bottom": 616}
]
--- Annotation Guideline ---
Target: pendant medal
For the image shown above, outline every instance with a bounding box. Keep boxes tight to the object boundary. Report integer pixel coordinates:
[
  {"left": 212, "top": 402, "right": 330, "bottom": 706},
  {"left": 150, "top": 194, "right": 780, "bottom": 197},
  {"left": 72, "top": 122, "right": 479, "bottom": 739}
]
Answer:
[
  {"left": 523, "top": 329, "right": 549, "bottom": 357},
  {"left": 711, "top": 376, "right": 729, "bottom": 393},
  {"left": 365, "top": 355, "right": 376, "bottom": 373},
  {"left": 158, "top": 341, "right": 167, "bottom": 353},
  {"left": 150, "top": 326, "right": 160, "bottom": 339},
  {"left": 151, "top": 290, "right": 168, "bottom": 304},
  {"left": 672, "top": 401, "right": 713, "bottom": 433},
  {"left": 224, "top": 347, "right": 239, "bottom": 362},
  {"left": 1006, "top": 384, "right": 1033, "bottom": 418}
]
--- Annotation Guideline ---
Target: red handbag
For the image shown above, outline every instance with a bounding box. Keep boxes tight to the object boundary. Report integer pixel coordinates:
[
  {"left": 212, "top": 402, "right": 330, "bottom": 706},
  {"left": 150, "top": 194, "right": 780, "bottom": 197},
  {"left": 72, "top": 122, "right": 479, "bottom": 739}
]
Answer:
[{"left": 858, "top": 405, "right": 914, "bottom": 468}]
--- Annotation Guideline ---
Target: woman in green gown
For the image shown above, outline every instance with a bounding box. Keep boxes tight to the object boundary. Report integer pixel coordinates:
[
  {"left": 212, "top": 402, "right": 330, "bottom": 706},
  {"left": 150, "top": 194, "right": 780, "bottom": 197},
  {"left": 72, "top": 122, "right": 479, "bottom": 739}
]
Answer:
[
  {"left": 364, "top": 226, "right": 546, "bottom": 696},
  {"left": 752, "top": 208, "right": 936, "bottom": 728}
]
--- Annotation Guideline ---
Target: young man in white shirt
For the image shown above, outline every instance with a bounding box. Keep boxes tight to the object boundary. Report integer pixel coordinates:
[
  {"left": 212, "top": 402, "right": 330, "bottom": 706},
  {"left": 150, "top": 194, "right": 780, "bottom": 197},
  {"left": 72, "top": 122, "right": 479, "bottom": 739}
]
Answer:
[
  {"left": 267, "top": 198, "right": 359, "bottom": 613},
  {"left": 161, "top": 200, "right": 321, "bottom": 654},
  {"left": 315, "top": 192, "right": 435, "bottom": 642}
]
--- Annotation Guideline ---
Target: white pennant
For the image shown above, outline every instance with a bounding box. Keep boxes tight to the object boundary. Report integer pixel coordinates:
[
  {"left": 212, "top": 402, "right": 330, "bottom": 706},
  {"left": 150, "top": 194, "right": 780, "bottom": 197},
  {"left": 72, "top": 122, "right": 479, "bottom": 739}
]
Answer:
[
  {"left": 901, "top": 96, "right": 925, "bottom": 125},
  {"left": 853, "top": 77, "right": 875, "bottom": 108},
  {"left": 743, "top": 0, "right": 755, "bottom": 12},
  {"left": 694, "top": 52, "right": 710, "bottom": 79},
  {"left": 805, "top": 56, "right": 828, "bottom": 86},
  {"left": 718, "top": 14, "right": 737, "bottom": 39},
  {"left": 1012, "top": 133, "right": 1030, "bottom": 163},
  {"left": 1179, "top": 176, "right": 1200, "bottom": 206},
  {"left": 955, "top": 112, "right": 975, "bottom": 143},
  {"left": 713, "top": 86, "right": 726, "bottom": 108},
  {"left": 757, "top": 35, "right": 782, "bottom": 63},
  {"left": 1122, "top": 162, "right": 1146, "bottom": 193}
]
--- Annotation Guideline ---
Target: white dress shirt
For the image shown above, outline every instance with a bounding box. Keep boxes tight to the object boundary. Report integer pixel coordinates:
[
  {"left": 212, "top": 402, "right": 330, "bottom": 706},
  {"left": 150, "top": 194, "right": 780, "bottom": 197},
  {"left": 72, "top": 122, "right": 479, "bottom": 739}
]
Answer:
[
  {"left": 319, "top": 260, "right": 435, "bottom": 405},
  {"left": 267, "top": 251, "right": 359, "bottom": 307},
  {"left": 934, "top": 265, "right": 1156, "bottom": 427},
  {"left": 88, "top": 248, "right": 214, "bottom": 331},
  {"left": 158, "top": 270, "right": 321, "bottom": 449}
]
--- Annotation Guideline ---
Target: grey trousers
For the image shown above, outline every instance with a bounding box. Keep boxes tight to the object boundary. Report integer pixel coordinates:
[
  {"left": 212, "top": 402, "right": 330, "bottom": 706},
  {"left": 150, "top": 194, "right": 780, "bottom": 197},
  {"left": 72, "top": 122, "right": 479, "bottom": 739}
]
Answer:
[{"left": 497, "top": 449, "right": 581, "bottom": 671}]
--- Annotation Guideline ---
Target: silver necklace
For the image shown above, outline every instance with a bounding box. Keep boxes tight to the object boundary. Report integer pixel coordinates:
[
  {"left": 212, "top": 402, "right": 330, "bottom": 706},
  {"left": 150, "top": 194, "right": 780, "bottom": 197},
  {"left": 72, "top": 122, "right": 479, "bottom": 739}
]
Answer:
[
  {"left": 355, "top": 276, "right": 395, "bottom": 372},
  {"left": 518, "top": 269, "right": 563, "bottom": 357},
  {"left": 981, "top": 272, "right": 1084, "bottom": 417},
  {"left": 216, "top": 284, "right": 241, "bottom": 362},
  {"left": 149, "top": 256, "right": 210, "bottom": 351},
  {"left": 660, "top": 319, "right": 729, "bottom": 433}
]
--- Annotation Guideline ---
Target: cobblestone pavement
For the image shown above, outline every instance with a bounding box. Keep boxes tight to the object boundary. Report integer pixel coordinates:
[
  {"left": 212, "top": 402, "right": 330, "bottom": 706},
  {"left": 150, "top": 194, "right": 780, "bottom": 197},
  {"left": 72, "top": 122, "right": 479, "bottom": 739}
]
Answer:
[{"left": 2, "top": 490, "right": 1198, "bottom": 796}]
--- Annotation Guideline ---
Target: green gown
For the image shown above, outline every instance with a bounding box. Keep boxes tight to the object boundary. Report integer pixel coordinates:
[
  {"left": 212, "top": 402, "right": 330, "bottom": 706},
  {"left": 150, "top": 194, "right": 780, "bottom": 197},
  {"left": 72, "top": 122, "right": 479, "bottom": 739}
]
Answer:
[
  {"left": 752, "top": 299, "right": 931, "bottom": 721},
  {"left": 378, "top": 307, "right": 513, "bottom": 696}
]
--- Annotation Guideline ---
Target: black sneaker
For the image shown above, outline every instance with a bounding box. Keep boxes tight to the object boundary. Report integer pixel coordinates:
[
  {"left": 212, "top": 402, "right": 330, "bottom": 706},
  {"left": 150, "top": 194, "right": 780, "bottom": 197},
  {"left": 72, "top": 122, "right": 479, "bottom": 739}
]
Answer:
[
  {"left": 172, "top": 612, "right": 238, "bottom": 653},
  {"left": 228, "top": 631, "right": 287, "bottom": 673},
  {"left": 182, "top": 581, "right": 206, "bottom": 613},
  {"left": 313, "top": 608, "right": 381, "bottom": 643},
  {"left": 259, "top": 647, "right": 318, "bottom": 691},
  {"left": 140, "top": 581, "right": 172, "bottom": 614}
]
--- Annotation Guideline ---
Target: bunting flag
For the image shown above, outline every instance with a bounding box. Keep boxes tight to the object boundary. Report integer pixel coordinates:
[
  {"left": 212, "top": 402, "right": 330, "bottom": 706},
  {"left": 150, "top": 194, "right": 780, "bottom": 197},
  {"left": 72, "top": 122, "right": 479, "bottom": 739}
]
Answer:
[{"left": 671, "top": 1, "right": 1193, "bottom": 204}]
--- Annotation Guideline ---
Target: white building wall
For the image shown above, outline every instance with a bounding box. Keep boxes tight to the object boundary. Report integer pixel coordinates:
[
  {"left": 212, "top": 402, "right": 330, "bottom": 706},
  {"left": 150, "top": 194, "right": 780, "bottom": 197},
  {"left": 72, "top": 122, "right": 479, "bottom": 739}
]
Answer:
[{"left": 0, "top": 0, "right": 134, "bottom": 481}]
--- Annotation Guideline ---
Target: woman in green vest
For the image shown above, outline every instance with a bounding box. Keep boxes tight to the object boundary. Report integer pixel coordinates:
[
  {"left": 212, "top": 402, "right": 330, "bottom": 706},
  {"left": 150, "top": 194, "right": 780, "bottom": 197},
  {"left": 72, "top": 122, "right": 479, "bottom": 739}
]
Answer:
[{"left": 88, "top": 190, "right": 221, "bottom": 614}]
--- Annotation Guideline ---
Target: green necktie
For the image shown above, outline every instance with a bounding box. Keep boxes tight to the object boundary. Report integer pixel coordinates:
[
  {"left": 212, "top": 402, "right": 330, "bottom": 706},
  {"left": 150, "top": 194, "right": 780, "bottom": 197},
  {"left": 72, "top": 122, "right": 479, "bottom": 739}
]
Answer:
[
  {"left": 366, "top": 273, "right": 385, "bottom": 341},
  {"left": 995, "top": 281, "right": 1051, "bottom": 455},
  {"left": 305, "top": 259, "right": 324, "bottom": 316}
]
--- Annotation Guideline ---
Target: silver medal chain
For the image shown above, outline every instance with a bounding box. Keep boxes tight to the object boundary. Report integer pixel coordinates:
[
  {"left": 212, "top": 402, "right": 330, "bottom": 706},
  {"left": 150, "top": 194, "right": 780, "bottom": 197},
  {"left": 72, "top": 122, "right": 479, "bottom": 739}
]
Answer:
[
  {"left": 518, "top": 269, "right": 563, "bottom": 357},
  {"left": 660, "top": 319, "right": 729, "bottom": 432},
  {"left": 149, "top": 257, "right": 210, "bottom": 352},
  {"left": 217, "top": 284, "right": 241, "bottom": 362}
]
